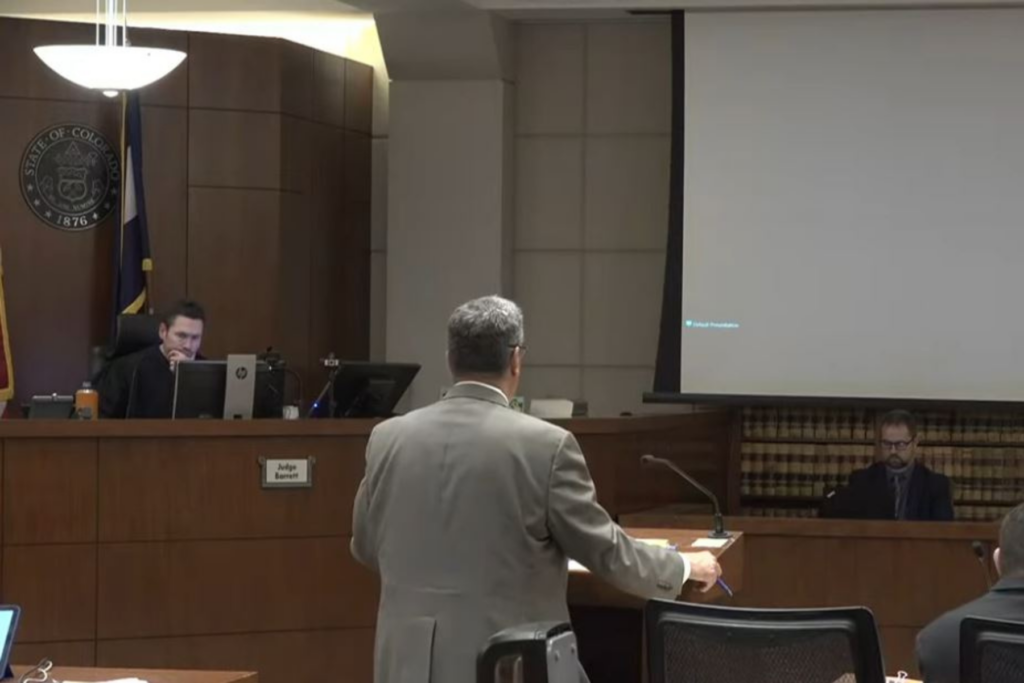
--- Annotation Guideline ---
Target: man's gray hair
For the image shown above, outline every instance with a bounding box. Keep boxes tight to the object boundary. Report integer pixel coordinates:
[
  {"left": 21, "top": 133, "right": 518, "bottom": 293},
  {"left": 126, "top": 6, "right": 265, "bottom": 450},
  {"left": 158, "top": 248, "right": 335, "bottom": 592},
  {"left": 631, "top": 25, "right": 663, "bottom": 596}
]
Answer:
[{"left": 448, "top": 296, "right": 525, "bottom": 376}]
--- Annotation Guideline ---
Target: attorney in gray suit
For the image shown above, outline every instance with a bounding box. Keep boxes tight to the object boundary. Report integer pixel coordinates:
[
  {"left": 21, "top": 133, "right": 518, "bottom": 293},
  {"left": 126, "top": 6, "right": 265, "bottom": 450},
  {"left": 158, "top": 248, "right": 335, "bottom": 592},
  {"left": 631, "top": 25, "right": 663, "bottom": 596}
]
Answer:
[{"left": 352, "top": 295, "right": 722, "bottom": 683}]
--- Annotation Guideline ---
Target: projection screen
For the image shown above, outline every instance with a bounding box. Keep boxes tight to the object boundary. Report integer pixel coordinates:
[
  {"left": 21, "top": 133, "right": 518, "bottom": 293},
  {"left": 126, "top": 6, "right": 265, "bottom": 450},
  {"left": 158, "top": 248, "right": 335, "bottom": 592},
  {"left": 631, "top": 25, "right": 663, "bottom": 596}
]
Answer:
[{"left": 680, "top": 9, "right": 1024, "bottom": 401}]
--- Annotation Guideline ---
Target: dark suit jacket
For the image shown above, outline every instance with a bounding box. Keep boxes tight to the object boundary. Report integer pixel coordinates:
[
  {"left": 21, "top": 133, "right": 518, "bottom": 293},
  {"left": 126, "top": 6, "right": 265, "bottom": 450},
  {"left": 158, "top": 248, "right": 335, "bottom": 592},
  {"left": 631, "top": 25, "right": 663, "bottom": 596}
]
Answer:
[
  {"left": 819, "top": 462, "right": 954, "bottom": 521},
  {"left": 917, "top": 577, "right": 1024, "bottom": 683}
]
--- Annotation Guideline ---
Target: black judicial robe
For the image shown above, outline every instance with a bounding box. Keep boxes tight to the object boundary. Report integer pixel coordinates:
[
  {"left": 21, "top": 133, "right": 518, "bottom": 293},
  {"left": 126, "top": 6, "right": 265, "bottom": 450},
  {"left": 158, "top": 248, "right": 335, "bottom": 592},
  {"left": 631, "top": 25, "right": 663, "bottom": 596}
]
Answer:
[{"left": 98, "top": 345, "right": 178, "bottom": 418}]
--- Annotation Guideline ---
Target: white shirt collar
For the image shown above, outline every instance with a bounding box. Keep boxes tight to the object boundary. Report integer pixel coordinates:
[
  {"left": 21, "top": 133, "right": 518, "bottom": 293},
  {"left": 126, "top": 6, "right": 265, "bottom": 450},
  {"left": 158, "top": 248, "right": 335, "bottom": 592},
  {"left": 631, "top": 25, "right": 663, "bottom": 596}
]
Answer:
[{"left": 453, "top": 380, "right": 509, "bottom": 403}]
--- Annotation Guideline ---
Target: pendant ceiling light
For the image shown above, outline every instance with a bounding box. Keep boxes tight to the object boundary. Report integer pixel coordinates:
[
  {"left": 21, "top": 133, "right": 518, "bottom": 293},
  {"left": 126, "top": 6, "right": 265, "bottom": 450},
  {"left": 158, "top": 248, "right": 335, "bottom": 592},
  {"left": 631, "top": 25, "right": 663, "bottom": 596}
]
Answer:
[{"left": 34, "top": 0, "right": 186, "bottom": 98}]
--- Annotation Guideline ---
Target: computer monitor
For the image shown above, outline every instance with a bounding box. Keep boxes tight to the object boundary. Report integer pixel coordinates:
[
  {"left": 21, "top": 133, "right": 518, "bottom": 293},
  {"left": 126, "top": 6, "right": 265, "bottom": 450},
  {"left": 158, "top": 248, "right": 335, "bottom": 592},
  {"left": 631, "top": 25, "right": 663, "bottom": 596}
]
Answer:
[
  {"left": 329, "top": 361, "right": 420, "bottom": 418},
  {"left": 172, "top": 360, "right": 284, "bottom": 419}
]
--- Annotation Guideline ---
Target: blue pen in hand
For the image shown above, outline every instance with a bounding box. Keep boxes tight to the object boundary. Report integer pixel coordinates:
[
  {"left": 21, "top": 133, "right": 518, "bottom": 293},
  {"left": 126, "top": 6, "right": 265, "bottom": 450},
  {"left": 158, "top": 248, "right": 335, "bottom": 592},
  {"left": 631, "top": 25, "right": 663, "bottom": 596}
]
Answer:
[{"left": 670, "top": 543, "right": 731, "bottom": 596}]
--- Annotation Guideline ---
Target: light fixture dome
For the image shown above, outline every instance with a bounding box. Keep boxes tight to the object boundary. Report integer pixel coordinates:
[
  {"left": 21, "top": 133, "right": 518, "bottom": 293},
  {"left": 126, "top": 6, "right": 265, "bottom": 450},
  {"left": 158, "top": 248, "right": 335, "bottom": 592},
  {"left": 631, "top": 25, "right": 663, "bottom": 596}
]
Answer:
[
  {"left": 34, "top": 45, "right": 186, "bottom": 93},
  {"left": 34, "top": 0, "right": 186, "bottom": 94}
]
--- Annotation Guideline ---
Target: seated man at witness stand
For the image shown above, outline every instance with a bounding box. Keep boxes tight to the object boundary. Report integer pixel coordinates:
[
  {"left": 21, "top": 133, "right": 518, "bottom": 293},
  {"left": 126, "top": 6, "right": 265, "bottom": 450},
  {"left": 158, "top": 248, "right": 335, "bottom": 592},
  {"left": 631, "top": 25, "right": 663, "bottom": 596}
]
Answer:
[
  {"left": 99, "top": 300, "right": 206, "bottom": 419},
  {"left": 820, "top": 409, "right": 953, "bottom": 521},
  {"left": 916, "top": 502, "right": 1024, "bottom": 682}
]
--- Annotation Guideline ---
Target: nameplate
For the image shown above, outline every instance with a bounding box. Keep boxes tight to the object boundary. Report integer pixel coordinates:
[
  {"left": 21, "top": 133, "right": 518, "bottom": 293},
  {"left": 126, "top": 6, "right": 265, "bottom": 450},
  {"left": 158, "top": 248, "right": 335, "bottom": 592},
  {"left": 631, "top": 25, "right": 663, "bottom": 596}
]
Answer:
[{"left": 259, "top": 457, "right": 315, "bottom": 488}]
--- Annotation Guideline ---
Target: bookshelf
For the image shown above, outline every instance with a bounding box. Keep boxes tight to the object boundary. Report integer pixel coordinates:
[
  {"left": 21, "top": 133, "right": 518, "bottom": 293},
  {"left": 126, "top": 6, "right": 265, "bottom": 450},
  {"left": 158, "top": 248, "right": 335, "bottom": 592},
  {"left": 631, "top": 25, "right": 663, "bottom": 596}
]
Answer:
[{"left": 738, "top": 407, "right": 1024, "bottom": 521}]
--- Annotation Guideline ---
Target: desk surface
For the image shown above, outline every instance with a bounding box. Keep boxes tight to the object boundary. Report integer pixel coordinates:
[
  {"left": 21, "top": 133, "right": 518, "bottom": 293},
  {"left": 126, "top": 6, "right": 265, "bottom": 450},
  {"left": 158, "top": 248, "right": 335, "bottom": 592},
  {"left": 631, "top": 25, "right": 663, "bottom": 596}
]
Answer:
[
  {"left": 624, "top": 506, "right": 1000, "bottom": 541},
  {"left": 12, "top": 668, "right": 257, "bottom": 683},
  {"left": 0, "top": 412, "right": 714, "bottom": 439}
]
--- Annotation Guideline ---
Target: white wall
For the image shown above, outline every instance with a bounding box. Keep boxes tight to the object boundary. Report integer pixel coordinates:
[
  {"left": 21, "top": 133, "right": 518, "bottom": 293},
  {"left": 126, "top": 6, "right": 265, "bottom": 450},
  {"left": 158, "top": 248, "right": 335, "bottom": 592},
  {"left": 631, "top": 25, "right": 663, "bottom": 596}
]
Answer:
[
  {"left": 376, "top": 17, "right": 684, "bottom": 416},
  {"left": 513, "top": 20, "right": 680, "bottom": 417},
  {"left": 385, "top": 80, "right": 514, "bottom": 408}
]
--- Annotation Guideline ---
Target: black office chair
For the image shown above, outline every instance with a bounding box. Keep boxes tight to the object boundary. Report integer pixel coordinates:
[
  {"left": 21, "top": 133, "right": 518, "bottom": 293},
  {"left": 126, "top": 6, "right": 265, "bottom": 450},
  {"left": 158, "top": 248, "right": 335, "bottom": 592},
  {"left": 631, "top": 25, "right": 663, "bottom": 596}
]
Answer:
[
  {"left": 645, "top": 600, "right": 886, "bottom": 683},
  {"left": 110, "top": 314, "right": 161, "bottom": 357},
  {"left": 478, "top": 622, "right": 585, "bottom": 683},
  {"left": 90, "top": 314, "right": 161, "bottom": 383},
  {"left": 960, "top": 616, "right": 1024, "bottom": 683}
]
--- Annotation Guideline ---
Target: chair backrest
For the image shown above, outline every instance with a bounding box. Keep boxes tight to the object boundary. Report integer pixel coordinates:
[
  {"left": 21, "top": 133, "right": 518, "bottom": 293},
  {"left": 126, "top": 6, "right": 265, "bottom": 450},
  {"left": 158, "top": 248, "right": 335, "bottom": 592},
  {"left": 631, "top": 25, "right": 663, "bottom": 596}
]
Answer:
[
  {"left": 961, "top": 616, "right": 1024, "bottom": 683},
  {"left": 477, "top": 622, "right": 582, "bottom": 683},
  {"left": 645, "top": 600, "right": 886, "bottom": 683},
  {"left": 89, "top": 314, "right": 162, "bottom": 386},
  {"left": 111, "top": 314, "right": 161, "bottom": 359}
]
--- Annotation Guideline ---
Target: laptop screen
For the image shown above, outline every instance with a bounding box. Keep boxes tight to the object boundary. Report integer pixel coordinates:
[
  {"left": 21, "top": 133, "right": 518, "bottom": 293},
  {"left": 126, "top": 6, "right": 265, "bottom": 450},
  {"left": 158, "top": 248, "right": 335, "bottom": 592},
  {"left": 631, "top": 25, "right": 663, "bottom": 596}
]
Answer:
[{"left": 0, "top": 606, "right": 21, "bottom": 676}]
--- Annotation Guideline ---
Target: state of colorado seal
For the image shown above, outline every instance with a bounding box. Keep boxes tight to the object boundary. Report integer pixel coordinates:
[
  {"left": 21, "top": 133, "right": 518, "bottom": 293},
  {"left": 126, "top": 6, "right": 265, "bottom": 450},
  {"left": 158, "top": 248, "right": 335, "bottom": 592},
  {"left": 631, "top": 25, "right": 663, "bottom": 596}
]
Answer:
[{"left": 20, "top": 123, "right": 121, "bottom": 232}]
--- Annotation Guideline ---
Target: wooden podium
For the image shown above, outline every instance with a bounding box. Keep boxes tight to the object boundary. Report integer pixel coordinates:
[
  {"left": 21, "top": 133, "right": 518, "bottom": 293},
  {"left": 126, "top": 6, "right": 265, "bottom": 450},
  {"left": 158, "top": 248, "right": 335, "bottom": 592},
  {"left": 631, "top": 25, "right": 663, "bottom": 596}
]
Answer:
[{"left": 567, "top": 528, "right": 745, "bottom": 683}]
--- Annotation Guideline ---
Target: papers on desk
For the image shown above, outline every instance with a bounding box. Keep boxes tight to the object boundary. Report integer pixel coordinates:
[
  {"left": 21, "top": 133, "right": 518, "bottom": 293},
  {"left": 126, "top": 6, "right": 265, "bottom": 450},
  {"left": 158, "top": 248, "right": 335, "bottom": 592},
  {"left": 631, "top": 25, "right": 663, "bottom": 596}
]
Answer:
[
  {"left": 691, "top": 538, "right": 730, "bottom": 549},
  {"left": 64, "top": 678, "right": 149, "bottom": 683},
  {"left": 569, "top": 539, "right": 674, "bottom": 573}
]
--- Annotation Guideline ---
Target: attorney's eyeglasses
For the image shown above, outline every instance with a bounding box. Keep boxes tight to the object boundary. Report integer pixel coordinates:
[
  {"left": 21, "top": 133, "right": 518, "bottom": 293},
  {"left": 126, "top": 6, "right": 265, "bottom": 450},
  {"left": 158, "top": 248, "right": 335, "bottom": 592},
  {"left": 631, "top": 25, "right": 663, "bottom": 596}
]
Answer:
[{"left": 880, "top": 440, "right": 913, "bottom": 452}]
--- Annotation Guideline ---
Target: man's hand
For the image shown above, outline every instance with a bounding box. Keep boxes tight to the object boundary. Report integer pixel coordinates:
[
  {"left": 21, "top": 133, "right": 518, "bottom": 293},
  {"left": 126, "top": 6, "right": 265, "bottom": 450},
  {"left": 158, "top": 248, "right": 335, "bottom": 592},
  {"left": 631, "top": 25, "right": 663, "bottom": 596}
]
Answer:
[
  {"left": 681, "top": 550, "right": 722, "bottom": 593},
  {"left": 167, "top": 349, "right": 190, "bottom": 371}
]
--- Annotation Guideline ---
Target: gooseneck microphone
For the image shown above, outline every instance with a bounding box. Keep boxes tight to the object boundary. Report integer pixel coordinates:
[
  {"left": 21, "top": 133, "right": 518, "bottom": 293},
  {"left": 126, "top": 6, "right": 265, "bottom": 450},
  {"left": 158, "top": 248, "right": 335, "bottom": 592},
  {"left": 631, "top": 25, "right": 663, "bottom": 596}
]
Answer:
[
  {"left": 640, "top": 454, "right": 731, "bottom": 539},
  {"left": 972, "top": 540, "right": 994, "bottom": 589}
]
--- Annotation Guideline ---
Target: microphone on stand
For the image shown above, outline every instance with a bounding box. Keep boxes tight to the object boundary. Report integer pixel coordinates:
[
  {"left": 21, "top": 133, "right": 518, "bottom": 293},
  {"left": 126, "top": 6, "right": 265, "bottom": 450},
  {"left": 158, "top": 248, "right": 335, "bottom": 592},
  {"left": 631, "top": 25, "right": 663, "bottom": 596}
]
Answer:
[
  {"left": 640, "top": 454, "right": 731, "bottom": 539},
  {"left": 971, "top": 541, "right": 994, "bottom": 589}
]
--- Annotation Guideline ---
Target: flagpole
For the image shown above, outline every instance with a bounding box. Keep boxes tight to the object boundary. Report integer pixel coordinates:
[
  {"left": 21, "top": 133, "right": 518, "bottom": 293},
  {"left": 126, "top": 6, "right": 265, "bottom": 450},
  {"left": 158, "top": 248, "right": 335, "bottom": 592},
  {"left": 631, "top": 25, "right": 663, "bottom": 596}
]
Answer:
[
  {"left": 111, "top": 90, "right": 128, "bottom": 336},
  {"left": 144, "top": 266, "right": 154, "bottom": 315}
]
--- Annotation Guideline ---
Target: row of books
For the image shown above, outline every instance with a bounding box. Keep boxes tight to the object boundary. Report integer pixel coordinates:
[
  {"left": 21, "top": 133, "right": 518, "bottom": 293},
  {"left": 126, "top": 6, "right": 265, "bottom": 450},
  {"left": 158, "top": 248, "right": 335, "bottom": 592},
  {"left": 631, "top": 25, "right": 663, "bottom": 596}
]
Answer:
[
  {"left": 955, "top": 506, "right": 1015, "bottom": 522},
  {"left": 741, "top": 443, "right": 1024, "bottom": 481},
  {"left": 741, "top": 474, "right": 1023, "bottom": 503},
  {"left": 740, "top": 507, "right": 819, "bottom": 519},
  {"left": 742, "top": 408, "right": 873, "bottom": 441},
  {"left": 742, "top": 407, "right": 1024, "bottom": 444},
  {"left": 738, "top": 505, "right": 1008, "bottom": 521}
]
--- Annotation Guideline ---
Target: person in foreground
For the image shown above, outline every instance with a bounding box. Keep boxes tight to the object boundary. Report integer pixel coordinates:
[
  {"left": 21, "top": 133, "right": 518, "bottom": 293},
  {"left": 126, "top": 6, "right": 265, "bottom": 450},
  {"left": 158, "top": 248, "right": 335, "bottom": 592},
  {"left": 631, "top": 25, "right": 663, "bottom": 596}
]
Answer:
[
  {"left": 351, "top": 295, "right": 722, "bottom": 683},
  {"left": 916, "top": 502, "right": 1024, "bottom": 682},
  {"left": 99, "top": 299, "right": 206, "bottom": 418},
  {"left": 820, "top": 409, "right": 953, "bottom": 521}
]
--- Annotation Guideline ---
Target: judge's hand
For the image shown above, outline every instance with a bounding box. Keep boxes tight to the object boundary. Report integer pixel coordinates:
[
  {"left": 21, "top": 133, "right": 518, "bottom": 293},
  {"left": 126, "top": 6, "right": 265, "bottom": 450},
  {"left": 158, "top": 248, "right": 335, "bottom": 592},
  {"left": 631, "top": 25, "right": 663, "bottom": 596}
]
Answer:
[
  {"left": 681, "top": 551, "right": 722, "bottom": 593},
  {"left": 167, "top": 349, "right": 190, "bottom": 370}
]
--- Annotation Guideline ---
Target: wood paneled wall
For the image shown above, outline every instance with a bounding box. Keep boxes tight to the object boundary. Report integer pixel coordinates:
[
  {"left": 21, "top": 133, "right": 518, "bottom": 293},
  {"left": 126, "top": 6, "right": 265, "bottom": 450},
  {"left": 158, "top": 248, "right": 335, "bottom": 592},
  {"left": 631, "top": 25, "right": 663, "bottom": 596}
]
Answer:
[
  {"left": 0, "top": 18, "right": 372, "bottom": 405},
  {"left": 3, "top": 423, "right": 379, "bottom": 683},
  {"left": 0, "top": 413, "right": 731, "bottom": 683},
  {"left": 569, "top": 411, "right": 733, "bottom": 517}
]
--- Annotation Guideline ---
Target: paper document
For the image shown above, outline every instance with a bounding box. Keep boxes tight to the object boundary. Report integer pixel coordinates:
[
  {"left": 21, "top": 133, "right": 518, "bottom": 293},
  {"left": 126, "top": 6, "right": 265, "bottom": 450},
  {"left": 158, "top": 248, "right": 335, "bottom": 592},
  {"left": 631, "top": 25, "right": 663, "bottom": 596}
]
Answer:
[
  {"left": 691, "top": 538, "right": 730, "bottom": 549},
  {"left": 64, "top": 679, "right": 149, "bottom": 683}
]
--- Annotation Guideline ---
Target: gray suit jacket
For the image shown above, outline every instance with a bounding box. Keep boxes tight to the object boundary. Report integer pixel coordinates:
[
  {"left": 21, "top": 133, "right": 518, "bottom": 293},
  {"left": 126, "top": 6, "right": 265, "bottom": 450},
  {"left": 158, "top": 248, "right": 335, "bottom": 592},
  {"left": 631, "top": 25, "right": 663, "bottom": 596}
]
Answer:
[{"left": 351, "top": 382, "right": 689, "bottom": 683}]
